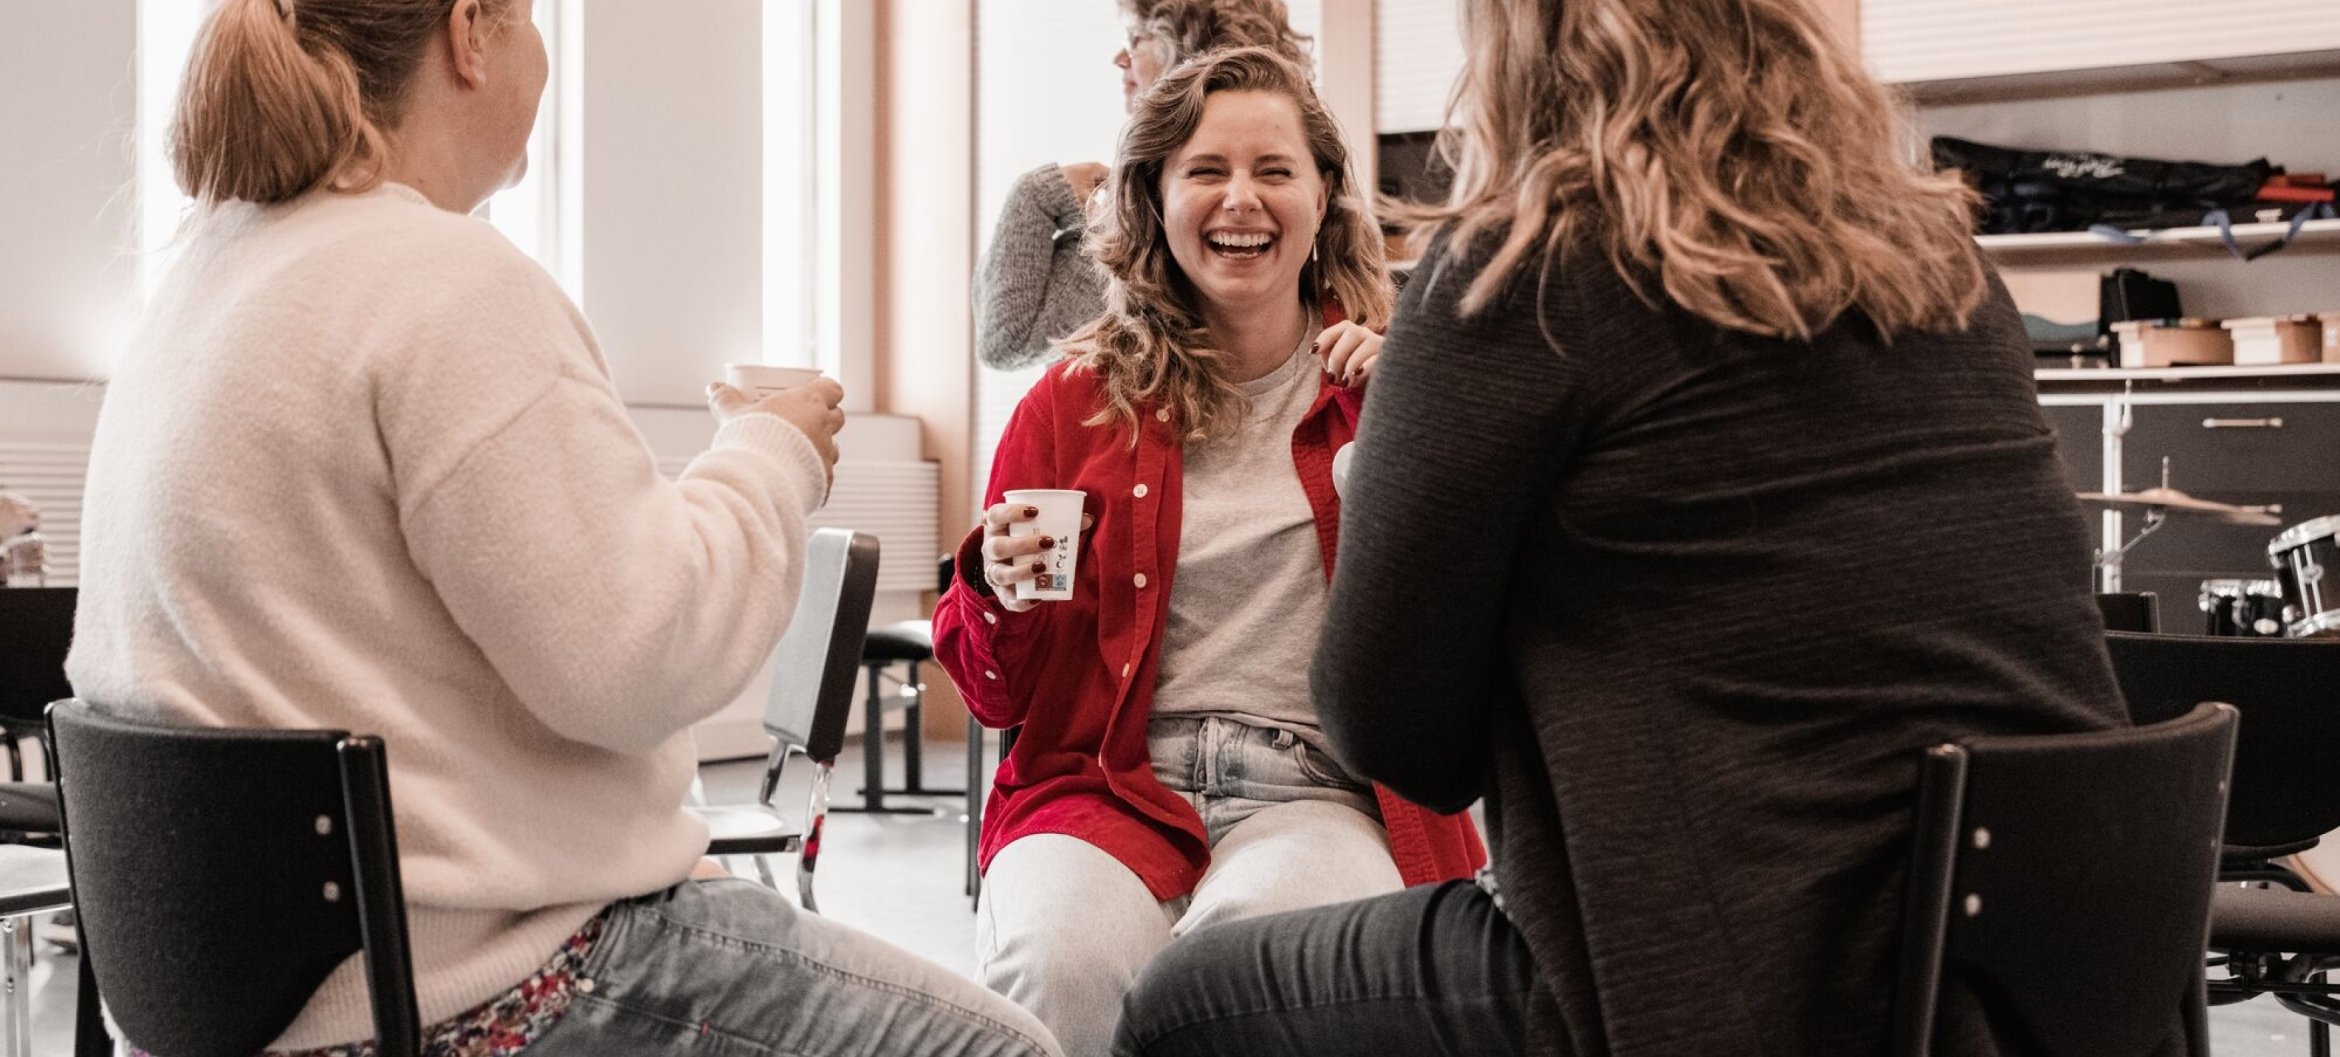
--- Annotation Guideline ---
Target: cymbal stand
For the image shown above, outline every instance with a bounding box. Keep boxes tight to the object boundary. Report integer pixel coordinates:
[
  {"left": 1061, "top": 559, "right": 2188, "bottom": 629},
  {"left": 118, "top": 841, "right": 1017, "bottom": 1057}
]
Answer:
[{"left": 2095, "top": 506, "right": 2166, "bottom": 594}]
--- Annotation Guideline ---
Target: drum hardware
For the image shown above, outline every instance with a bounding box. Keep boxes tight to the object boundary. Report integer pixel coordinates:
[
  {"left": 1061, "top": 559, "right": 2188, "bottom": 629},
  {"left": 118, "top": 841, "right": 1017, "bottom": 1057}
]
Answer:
[
  {"left": 2078, "top": 458, "right": 2284, "bottom": 593},
  {"left": 2201, "top": 578, "right": 2287, "bottom": 637},
  {"left": 2269, "top": 515, "right": 2340, "bottom": 638}
]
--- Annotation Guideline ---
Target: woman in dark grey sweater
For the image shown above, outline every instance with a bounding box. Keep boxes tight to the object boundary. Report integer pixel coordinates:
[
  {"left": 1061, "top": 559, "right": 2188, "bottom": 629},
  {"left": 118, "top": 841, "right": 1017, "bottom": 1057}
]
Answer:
[
  {"left": 974, "top": 0, "right": 1313, "bottom": 371},
  {"left": 1111, "top": 0, "right": 2129, "bottom": 1054}
]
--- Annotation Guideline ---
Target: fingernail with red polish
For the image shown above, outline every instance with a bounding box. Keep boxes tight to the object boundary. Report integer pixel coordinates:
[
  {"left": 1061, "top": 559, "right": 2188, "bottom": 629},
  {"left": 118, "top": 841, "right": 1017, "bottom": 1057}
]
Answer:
[
  {"left": 1038, "top": 536, "right": 1056, "bottom": 549},
  {"left": 1023, "top": 506, "right": 1039, "bottom": 517},
  {"left": 1030, "top": 561, "right": 1047, "bottom": 573}
]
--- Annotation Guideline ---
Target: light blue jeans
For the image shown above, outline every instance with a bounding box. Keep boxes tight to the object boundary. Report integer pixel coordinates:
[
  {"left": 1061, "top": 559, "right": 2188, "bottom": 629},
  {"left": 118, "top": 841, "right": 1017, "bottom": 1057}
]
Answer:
[
  {"left": 526, "top": 877, "right": 1061, "bottom": 1056},
  {"left": 977, "top": 716, "right": 1400, "bottom": 1057}
]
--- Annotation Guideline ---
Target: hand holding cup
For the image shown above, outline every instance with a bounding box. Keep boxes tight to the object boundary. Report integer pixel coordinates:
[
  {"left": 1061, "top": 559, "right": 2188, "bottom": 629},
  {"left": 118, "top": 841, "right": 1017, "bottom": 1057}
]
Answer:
[
  {"left": 981, "top": 490, "right": 1089, "bottom": 613},
  {"left": 707, "top": 367, "right": 846, "bottom": 489}
]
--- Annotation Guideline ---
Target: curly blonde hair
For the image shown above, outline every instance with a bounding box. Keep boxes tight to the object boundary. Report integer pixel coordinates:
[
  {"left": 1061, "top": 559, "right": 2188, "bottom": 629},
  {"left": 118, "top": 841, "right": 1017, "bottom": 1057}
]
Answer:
[
  {"left": 1066, "top": 47, "right": 1391, "bottom": 444},
  {"left": 1120, "top": 0, "right": 1312, "bottom": 72},
  {"left": 1402, "top": 0, "right": 1986, "bottom": 341}
]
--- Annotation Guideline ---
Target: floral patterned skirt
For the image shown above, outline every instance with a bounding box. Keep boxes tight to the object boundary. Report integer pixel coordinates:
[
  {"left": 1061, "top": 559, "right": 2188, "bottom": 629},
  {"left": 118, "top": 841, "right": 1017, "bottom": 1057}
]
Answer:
[{"left": 132, "top": 911, "right": 606, "bottom": 1057}]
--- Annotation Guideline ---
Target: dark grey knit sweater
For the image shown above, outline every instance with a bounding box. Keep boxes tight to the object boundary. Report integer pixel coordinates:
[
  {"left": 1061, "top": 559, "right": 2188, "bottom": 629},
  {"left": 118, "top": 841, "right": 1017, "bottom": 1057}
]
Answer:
[
  {"left": 974, "top": 163, "right": 1108, "bottom": 371},
  {"left": 1314, "top": 235, "right": 2129, "bottom": 1056}
]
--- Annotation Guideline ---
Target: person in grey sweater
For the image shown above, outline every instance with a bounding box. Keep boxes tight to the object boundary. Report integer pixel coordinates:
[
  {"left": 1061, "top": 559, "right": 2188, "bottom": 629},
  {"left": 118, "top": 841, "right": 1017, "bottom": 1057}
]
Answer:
[
  {"left": 974, "top": 0, "right": 1314, "bottom": 371},
  {"left": 1112, "top": 0, "right": 2130, "bottom": 1054}
]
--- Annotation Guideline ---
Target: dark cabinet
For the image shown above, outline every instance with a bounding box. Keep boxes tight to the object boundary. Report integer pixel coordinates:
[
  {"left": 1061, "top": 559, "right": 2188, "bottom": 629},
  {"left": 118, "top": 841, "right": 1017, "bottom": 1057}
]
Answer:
[{"left": 2040, "top": 403, "right": 2103, "bottom": 493}]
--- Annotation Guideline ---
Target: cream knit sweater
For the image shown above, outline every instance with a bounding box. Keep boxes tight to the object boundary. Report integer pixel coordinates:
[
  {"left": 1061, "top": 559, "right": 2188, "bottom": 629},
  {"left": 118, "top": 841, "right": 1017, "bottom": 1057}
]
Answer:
[{"left": 67, "top": 183, "right": 828, "bottom": 1047}]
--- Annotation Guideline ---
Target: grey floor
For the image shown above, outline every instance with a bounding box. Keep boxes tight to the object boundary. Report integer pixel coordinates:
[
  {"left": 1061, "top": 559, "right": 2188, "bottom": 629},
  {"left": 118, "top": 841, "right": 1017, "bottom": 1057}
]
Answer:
[{"left": 10, "top": 733, "right": 2332, "bottom": 1054}]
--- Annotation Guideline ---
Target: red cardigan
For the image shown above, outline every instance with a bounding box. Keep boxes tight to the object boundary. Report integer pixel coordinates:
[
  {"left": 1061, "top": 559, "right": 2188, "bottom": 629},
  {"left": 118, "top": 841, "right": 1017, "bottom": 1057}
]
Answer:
[{"left": 934, "top": 354, "right": 1487, "bottom": 901}]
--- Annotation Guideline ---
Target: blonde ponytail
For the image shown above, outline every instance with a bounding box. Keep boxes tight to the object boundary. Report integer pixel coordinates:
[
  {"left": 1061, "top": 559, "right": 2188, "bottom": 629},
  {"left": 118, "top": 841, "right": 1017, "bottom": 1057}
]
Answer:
[{"left": 170, "top": 0, "right": 509, "bottom": 206}]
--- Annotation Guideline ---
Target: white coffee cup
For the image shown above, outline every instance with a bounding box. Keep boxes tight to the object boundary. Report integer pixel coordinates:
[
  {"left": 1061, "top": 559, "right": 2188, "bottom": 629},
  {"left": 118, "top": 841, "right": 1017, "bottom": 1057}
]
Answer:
[
  {"left": 724, "top": 364, "right": 822, "bottom": 398},
  {"left": 1004, "top": 489, "right": 1086, "bottom": 602}
]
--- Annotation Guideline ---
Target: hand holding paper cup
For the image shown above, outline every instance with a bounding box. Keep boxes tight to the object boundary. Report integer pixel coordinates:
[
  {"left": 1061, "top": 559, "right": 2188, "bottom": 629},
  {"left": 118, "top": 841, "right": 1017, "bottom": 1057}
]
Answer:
[{"left": 982, "top": 489, "right": 1087, "bottom": 607}]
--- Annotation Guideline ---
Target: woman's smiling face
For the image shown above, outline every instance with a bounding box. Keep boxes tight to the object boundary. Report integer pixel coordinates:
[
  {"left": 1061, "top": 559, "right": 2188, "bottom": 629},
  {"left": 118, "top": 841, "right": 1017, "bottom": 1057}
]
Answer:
[{"left": 1159, "top": 89, "right": 1327, "bottom": 318}]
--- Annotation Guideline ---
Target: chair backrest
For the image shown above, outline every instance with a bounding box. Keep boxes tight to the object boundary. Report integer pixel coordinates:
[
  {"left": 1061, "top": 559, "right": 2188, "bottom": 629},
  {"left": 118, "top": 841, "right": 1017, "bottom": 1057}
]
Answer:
[
  {"left": 46, "top": 699, "right": 420, "bottom": 1057},
  {"left": 0, "top": 587, "right": 74, "bottom": 734},
  {"left": 2094, "top": 591, "right": 2158, "bottom": 633},
  {"left": 764, "top": 528, "right": 880, "bottom": 763},
  {"left": 2105, "top": 630, "right": 2340, "bottom": 852},
  {"left": 1891, "top": 701, "right": 2234, "bottom": 1057}
]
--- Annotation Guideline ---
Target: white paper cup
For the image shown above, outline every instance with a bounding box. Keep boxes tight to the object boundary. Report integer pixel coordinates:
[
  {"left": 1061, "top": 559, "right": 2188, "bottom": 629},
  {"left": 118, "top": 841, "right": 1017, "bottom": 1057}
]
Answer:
[
  {"left": 723, "top": 364, "right": 822, "bottom": 398},
  {"left": 1004, "top": 489, "right": 1086, "bottom": 602}
]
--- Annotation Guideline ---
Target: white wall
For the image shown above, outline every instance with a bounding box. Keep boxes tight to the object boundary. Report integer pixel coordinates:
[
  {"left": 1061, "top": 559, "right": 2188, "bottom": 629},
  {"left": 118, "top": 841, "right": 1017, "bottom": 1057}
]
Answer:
[
  {"left": 0, "top": 3, "right": 137, "bottom": 383},
  {"left": 578, "top": 1, "right": 768, "bottom": 406}
]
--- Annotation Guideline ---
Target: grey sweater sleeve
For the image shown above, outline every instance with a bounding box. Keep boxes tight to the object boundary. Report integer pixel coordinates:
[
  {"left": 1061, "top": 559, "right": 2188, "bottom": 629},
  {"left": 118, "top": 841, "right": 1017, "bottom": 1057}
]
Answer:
[
  {"left": 1313, "top": 245, "right": 1584, "bottom": 813},
  {"left": 974, "top": 164, "right": 1110, "bottom": 371}
]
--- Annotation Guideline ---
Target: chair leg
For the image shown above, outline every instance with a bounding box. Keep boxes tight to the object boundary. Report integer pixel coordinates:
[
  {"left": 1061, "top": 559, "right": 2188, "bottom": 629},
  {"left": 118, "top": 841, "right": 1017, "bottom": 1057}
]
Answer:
[
  {"left": 860, "top": 661, "right": 885, "bottom": 810},
  {"left": 965, "top": 715, "right": 981, "bottom": 899},
  {"left": 834, "top": 661, "right": 949, "bottom": 814},
  {"left": 799, "top": 760, "right": 834, "bottom": 914},
  {"left": 901, "top": 674, "right": 925, "bottom": 791},
  {"left": 2, "top": 917, "right": 29, "bottom": 1057},
  {"left": 752, "top": 854, "right": 778, "bottom": 891}
]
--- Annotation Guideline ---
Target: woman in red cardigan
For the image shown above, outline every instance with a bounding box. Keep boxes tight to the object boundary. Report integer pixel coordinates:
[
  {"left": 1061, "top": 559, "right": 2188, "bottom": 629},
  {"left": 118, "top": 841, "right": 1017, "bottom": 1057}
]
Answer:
[{"left": 932, "top": 48, "right": 1484, "bottom": 1057}]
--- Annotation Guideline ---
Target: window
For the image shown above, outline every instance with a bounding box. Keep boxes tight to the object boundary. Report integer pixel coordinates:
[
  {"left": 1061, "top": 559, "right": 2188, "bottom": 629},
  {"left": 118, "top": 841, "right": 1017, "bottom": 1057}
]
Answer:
[
  {"left": 764, "top": 0, "right": 817, "bottom": 370},
  {"left": 135, "top": 1, "right": 581, "bottom": 299}
]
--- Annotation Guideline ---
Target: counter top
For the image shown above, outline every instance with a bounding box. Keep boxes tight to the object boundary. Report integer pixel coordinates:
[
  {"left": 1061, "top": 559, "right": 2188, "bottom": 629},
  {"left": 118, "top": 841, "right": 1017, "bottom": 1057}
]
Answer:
[{"left": 2036, "top": 363, "right": 2340, "bottom": 395}]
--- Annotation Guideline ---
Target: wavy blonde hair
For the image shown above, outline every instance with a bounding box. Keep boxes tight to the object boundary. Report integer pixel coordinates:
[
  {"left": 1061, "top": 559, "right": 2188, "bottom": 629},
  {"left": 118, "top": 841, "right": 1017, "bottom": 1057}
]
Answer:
[
  {"left": 1067, "top": 47, "right": 1392, "bottom": 443},
  {"left": 1403, "top": 0, "right": 1986, "bottom": 340},
  {"left": 1120, "top": 0, "right": 1313, "bottom": 71}
]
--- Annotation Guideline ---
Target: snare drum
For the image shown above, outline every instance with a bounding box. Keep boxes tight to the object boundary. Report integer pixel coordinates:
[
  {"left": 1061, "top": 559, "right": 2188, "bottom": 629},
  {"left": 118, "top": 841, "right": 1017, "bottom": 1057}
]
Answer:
[
  {"left": 2269, "top": 515, "right": 2340, "bottom": 637},
  {"left": 2200, "top": 578, "right": 2286, "bottom": 637}
]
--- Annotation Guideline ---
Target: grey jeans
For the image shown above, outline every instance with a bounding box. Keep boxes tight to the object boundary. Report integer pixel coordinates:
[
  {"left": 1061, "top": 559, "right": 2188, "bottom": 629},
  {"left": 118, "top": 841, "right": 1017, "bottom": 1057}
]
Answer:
[
  {"left": 525, "top": 878, "right": 1062, "bottom": 1056},
  {"left": 1111, "top": 879, "right": 1539, "bottom": 1057},
  {"left": 977, "top": 716, "right": 1403, "bottom": 1057}
]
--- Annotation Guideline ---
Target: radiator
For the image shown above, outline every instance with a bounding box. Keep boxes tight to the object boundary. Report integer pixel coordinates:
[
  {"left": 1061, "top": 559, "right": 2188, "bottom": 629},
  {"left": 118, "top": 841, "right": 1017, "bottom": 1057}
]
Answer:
[{"left": 655, "top": 454, "right": 942, "bottom": 594}]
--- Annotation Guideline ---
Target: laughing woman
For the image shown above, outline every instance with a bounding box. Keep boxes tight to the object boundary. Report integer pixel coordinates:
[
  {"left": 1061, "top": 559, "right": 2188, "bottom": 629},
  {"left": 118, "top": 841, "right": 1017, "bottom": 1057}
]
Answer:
[{"left": 934, "top": 48, "right": 1484, "bottom": 1057}]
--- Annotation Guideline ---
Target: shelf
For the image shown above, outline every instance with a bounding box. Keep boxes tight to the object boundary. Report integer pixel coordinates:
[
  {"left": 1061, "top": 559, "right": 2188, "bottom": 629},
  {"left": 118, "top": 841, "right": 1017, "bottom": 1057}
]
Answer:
[
  {"left": 1979, "top": 218, "right": 2340, "bottom": 265},
  {"left": 2038, "top": 363, "right": 2340, "bottom": 382},
  {"left": 1894, "top": 48, "right": 2340, "bottom": 106},
  {"left": 2036, "top": 363, "right": 2340, "bottom": 396}
]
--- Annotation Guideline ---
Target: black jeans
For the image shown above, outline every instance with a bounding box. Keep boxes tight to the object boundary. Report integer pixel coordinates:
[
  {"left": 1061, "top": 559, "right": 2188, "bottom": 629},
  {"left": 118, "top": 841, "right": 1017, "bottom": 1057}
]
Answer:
[{"left": 1111, "top": 879, "right": 1541, "bottom": 1057}]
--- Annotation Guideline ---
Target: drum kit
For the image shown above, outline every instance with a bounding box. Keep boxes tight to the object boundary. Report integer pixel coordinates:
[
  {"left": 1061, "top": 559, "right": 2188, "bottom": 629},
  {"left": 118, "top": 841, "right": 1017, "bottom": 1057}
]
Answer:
[{"left": 2078, "top": 463, "right": 2340, "bottom": 638}]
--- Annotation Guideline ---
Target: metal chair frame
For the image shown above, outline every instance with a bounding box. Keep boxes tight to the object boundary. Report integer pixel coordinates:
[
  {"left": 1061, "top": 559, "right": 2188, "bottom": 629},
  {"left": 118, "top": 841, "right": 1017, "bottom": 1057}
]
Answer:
[{"left": 693, "top": 529, "right": 880, "bottom": 911}]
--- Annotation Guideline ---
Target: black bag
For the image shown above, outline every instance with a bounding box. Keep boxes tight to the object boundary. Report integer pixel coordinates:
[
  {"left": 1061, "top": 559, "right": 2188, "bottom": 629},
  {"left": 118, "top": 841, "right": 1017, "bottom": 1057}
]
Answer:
[{"left": 1932, "top": 136, "right": 2274, "bottom": 236}]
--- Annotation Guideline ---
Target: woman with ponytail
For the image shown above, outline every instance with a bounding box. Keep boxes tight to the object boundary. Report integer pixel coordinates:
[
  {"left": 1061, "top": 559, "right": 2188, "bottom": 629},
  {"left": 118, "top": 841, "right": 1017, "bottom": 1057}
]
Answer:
[{"left": 70, "top": 3, "right": 1058, "bottom": 1055}]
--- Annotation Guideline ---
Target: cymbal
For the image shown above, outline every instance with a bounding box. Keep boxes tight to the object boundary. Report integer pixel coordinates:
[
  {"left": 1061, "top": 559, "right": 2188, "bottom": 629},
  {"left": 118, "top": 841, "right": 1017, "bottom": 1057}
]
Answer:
[{"left": 2075, "top": 487, "right": 2283, "bottom": 526}]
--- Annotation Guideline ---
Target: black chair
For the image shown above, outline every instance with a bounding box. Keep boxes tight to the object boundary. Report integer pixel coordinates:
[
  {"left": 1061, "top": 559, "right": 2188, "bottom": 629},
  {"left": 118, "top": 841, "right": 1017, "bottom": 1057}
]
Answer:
[
  {"left": 0, "top": 587, "right": 73, "bottom": 783},
  {"left": 2107, "top": 633, "right": 2340, "bottom": 870},
  {"left": 1889, "top": 701, "right": 2234, "bottom": 1056},
  {"left": 2095, "top": 590, "right": 2159, "bottom": 633},
  {"left": 835, "top": 555, "right": 961, "bottom": 816},
  {"left": 694, "top": 528, "right": 879, "bottom": 911},
  {"left": 2107, "top": 632, "right": 2340, "bottom": 1040},
  {"left": 46, "top": 698, "right": 420, "bottom": 1057}
]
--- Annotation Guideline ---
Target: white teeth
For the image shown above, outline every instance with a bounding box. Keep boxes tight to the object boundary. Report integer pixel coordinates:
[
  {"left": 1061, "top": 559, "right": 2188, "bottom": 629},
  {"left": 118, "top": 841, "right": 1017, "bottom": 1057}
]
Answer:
[{"left": 1208, "top": 231, "right": 1273, "bottom": 249}]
